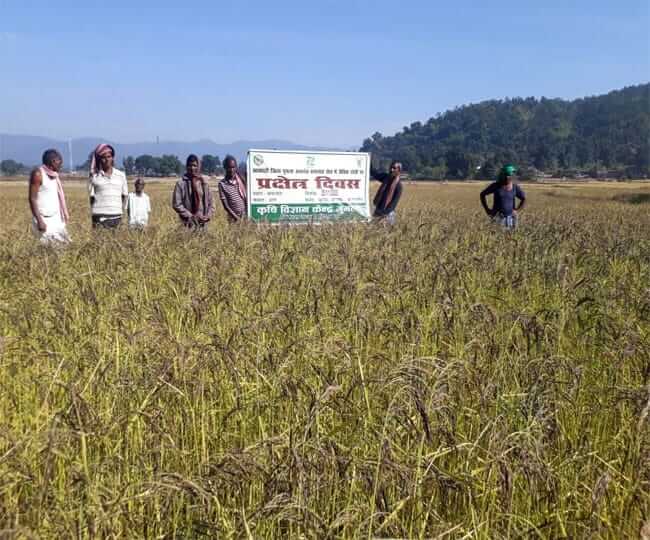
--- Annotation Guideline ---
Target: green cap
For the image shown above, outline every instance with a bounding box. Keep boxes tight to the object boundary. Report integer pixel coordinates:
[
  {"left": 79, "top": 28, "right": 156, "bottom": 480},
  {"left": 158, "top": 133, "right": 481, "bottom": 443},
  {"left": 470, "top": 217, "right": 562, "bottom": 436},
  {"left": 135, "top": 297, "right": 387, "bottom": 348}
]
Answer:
[{"left": 502, "top": 164, "right": 517, "bottom": 176}]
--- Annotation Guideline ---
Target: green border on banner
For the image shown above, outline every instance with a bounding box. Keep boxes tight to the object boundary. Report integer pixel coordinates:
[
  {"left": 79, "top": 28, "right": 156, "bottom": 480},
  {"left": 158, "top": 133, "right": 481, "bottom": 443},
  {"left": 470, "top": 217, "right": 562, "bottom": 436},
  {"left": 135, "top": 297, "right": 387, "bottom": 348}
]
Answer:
[{"left": 251, "top": 203, "right": 369, "bottom": 223}]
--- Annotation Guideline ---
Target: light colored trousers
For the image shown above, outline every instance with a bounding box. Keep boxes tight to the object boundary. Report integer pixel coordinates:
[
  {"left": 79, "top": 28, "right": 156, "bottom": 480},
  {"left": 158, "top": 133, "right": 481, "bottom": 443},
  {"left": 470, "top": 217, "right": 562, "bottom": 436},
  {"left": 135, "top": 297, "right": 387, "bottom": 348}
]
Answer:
[
  {"left": 374, "top": 211, "right": 396, "bottom": 225},
  {"left": 32, "top": 214, "right": 71, "bottom": 244},
  {"left": 496, "top": 214, "right": 517, "bottom": 229}
]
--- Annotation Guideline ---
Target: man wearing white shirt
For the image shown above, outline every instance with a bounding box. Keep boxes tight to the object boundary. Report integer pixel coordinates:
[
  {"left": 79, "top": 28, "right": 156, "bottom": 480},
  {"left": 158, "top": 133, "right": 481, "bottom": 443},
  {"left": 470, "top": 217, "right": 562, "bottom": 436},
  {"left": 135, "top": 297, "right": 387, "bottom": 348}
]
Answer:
[
  {"left": 89, "top": 143, "right": 128, "bottom": 228},
  {"left": 127, "top": 178, "right": 151, "bottom": 228}
]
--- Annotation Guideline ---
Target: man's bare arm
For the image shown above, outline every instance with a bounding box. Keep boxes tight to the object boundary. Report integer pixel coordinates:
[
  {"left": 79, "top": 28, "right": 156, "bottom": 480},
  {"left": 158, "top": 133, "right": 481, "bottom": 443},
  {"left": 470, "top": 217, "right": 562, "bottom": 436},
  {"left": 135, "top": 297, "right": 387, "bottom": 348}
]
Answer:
[{"left": 28, "top": 168, "right": 46, "bottom": 232}]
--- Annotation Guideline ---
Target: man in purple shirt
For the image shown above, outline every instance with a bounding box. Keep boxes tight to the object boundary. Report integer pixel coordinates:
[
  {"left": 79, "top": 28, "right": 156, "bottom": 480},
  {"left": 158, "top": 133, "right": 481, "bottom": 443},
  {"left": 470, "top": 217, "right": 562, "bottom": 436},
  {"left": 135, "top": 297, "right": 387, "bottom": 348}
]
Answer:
[{"left": 480, "top": 164, "right": 526, "bottom": 229}]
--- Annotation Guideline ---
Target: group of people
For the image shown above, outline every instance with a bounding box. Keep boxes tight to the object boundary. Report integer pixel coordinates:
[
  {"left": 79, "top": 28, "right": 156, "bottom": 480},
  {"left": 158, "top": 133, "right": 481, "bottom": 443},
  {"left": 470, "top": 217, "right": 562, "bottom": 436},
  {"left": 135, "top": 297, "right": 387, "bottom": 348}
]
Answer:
[
  {"left": 27, "top": 146, "right": 526, "bottom": 244},
  {"left": 29, "top": 144, "right": 148, "bottom": 243},
  {"left": 370, "top": 160, "right": 526, "bottom": 228},
  {"left": 28, "top": 145, "right": 249, "bottom": 243},
  {"left": 171, "top": 153, "right": 248, "bottom": 229}
]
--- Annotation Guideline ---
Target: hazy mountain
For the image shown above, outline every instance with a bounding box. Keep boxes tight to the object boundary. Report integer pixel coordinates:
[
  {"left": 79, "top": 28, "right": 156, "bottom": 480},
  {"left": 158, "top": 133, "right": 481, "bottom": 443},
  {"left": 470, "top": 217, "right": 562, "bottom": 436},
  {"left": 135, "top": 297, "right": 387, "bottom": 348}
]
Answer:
[{"left": 0, "top": 134, "right": 342, "bottom": 167}]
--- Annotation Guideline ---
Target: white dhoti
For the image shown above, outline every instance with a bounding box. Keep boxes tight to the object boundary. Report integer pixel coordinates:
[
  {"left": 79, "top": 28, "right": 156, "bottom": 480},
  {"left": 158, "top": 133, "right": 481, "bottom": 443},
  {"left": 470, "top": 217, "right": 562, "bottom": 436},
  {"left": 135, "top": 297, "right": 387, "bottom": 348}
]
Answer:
[{"left": 33, "top": 214, "right": 71, "bottom": 244}]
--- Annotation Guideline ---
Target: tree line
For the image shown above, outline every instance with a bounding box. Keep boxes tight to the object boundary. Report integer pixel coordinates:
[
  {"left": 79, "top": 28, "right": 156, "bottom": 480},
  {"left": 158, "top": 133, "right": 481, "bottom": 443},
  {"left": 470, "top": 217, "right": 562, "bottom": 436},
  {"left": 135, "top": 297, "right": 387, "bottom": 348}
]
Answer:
[
  {"left": 94, "top": 154, "right": 225, "bottom": 177},
  {"left": 1, "top": 155, "right": 227, "bottom": 177},
  {"left": 361, "top": 83, "right": 650, "bottom": 180},
  {"left": 0, "top": 159, "right": 26, "bottom": 175}
]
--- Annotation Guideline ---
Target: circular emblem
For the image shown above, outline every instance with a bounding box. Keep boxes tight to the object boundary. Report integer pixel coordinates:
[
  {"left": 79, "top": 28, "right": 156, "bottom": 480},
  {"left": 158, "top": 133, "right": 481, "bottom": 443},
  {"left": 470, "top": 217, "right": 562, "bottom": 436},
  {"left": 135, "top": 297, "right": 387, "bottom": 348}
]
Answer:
[{"left": 253, "top": 154, "right": 264, "bottom": 166}]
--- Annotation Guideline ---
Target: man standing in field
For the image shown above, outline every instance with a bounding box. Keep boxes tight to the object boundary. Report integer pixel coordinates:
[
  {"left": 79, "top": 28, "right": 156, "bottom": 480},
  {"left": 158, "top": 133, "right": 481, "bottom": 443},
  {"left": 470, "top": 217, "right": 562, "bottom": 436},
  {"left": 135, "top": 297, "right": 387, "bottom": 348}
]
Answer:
[
  {"left": 28, "top": 149, "right": 71, "bottom": 244},
  {"left": 172, "top": 154, "right": 215, "bottom": 228},
  {"left": 127, "top": 177, "right": 151, "bottom": 228},
  {"left": 88, "top": 144, "right": 128, "bottom": 228},
  {"left": 218, "top": 155, "right": 247, "bottom": 222},
  {"left": 480, "top": 164, "right": 526, "bottom": 229},
  {"left": 372, "top": 160, "right": 403, "bottom": 224}
]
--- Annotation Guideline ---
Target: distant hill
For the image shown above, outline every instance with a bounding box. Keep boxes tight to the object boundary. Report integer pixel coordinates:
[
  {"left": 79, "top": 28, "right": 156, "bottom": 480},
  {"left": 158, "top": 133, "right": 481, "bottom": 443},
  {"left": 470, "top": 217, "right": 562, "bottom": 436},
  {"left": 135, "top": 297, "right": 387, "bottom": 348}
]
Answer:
[
  {"left": 361, "top": 83, "right": 650, "bottom": 179},
  {"left": 0, "top": 135, "right": 340, "bottom": 168}
]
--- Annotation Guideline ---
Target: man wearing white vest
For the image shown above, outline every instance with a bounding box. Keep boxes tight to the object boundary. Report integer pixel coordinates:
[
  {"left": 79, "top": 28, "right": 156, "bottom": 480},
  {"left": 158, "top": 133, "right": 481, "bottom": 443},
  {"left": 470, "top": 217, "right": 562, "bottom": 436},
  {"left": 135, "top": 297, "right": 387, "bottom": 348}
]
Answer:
[{"left": 28, "top": 149, "right": 71, "bottom": 244}]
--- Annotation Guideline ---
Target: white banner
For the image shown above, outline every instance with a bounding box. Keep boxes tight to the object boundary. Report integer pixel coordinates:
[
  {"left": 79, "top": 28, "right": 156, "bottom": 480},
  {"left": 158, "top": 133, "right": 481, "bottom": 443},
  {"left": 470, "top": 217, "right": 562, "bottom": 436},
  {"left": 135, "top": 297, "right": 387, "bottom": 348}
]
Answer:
[{"left": 247, "top": 150, "right": 371, "bottom": 223}]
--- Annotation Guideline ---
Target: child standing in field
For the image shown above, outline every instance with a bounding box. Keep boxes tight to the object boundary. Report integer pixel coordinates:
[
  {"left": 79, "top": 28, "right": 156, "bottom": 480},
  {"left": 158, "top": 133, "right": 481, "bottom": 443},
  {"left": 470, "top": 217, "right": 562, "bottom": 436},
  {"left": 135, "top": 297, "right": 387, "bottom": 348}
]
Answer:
[
  {"left": 480, "top": 164, "right": 526, "bottom": 229},
  {"left": 127, "top": 177, "right": 151, "bottom": 228}
]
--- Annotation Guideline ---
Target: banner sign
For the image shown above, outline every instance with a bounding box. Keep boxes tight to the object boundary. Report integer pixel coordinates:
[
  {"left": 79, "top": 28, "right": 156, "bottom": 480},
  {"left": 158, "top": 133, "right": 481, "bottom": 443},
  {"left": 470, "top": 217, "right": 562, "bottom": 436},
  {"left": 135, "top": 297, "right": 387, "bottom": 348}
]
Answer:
[{"left": 247, "top": 149, "right": 371, "bottom": 223}]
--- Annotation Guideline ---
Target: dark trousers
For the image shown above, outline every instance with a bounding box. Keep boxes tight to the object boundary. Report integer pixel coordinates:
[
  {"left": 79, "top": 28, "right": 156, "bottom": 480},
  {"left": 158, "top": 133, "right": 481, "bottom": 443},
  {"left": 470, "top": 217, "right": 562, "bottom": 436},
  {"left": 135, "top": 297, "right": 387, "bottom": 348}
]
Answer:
[{"left": 92, "top": 214, "right": 122, "bottom": 229}]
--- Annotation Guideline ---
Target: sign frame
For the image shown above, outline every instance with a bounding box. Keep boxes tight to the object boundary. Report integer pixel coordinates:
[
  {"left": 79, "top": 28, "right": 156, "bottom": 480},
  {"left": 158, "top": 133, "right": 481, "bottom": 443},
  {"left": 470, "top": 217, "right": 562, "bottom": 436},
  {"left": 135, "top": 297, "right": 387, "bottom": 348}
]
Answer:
[{"left": 246, "top": 149, "right": 371, "bottom": 224}]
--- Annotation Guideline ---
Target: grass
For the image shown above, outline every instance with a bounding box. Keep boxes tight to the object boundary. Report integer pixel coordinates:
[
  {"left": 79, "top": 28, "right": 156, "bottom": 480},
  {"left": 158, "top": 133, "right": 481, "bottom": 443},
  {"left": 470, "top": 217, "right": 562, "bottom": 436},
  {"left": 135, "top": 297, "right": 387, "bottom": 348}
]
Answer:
[
  {"left": 0, "top": 180, "right": 649, "bottom": 538},
  {"left": 612, "top": 192, "right": 650, "bottom": 205}
]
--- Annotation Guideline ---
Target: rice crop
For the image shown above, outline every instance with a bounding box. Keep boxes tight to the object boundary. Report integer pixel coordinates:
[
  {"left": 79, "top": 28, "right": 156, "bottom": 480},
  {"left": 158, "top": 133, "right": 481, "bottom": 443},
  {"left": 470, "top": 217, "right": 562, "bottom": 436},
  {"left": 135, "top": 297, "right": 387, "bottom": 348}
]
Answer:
[{"left": 0, "top": 180, "right": 648, "bottom": 538}]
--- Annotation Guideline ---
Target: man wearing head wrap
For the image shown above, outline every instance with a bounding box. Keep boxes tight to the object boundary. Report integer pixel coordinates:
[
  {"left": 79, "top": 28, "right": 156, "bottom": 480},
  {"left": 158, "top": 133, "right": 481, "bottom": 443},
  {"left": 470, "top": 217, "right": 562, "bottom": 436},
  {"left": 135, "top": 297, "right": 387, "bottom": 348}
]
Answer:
[
  {"left": 480, "top": 164, "right": 526, "bottom": 229},
  {"left": 28, "top": 149, "right": 71, "bottom": 244},
  {"left": 88, "top": 143, "right": 128, "bottom": 228}
]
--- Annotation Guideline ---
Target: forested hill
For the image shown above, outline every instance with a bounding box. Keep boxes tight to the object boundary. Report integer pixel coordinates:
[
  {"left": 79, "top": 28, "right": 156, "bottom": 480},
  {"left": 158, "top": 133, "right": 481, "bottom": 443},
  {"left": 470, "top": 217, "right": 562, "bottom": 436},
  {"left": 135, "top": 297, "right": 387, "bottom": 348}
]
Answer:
[{"left": 361, "top": 83, "right": 649, "bottom": 179}]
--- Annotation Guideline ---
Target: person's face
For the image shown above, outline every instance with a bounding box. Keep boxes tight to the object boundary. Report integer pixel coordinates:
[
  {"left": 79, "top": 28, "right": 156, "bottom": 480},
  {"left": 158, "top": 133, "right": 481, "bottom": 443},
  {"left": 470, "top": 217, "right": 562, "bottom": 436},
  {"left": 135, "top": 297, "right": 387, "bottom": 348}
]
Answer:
[
  {"left": 390, "top": 163, "right": 401, "bottom": 179},
  {"left": 99, "top": 150, "right": 114, "bottom": 171},
  {"left": 135, "top": 180, "right": 144, "bottom": 193},
  {"left": 187, "top": 160, "right": 200, "bottom": 177},
  {"left": 49, "top": 155, "right": 63, "bottom": 172},
  {"left": 225, "top": 160, "right": 237, "bottom": 179}
]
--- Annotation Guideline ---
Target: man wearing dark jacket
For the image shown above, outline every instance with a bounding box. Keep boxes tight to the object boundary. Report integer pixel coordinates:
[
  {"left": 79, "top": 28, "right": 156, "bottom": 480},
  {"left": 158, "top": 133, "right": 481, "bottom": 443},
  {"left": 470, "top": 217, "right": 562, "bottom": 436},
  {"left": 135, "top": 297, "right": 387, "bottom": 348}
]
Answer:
[
  {"left": 172, "top": 154, "right": 215, "bottom": 228},
  {"left": 372, "top": 160, "right": 403, "bottom": 225}
]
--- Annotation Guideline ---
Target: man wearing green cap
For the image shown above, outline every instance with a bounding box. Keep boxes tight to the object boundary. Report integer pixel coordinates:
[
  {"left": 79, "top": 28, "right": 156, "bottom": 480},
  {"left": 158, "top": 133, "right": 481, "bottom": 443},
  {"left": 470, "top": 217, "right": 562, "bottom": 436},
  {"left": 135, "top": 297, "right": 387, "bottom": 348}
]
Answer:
[{"left": 480, "top": 164, "right": 526, "bottom": 228}]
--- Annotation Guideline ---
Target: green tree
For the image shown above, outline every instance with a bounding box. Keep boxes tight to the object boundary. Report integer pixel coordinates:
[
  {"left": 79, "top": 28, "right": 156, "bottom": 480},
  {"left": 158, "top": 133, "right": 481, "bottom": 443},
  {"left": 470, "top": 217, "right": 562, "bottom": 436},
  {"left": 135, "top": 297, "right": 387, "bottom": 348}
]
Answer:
[
  {"left": 476, "top": 160, "right": 496, "bottom": 180},
  {"left": 122, "top": 156, "right": 136, "bottom": 175},
  {"left": 445, "top": 150, "right": 475, "bottom": 179},
  {"left": 0, "top": 159, "right": 24, "bottom": 175},
  {"left": 396, "top": 146, "right": 420, "bottom": 173},
  {"left": 359, "top": 83, "right": 649, "bottom": 178},
  {"left": 201, "top": 155, "right": 220, "bottom": 175},
  {"left": 634, "top": 141, "right": 650, "bottom": 177},
  {"left": 159, "top": 155, "right": 182, "bottom": 176},
  {"left": 135, "top": 155, "right": 157, "bottom": 175}
]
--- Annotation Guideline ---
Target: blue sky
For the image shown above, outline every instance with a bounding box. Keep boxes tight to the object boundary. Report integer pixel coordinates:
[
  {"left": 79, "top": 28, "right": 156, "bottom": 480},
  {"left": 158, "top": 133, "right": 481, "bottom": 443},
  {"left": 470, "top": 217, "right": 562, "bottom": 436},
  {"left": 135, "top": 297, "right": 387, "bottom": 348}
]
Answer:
[{"left": 0, "top": 0, "right": 648, "bottom": 147}]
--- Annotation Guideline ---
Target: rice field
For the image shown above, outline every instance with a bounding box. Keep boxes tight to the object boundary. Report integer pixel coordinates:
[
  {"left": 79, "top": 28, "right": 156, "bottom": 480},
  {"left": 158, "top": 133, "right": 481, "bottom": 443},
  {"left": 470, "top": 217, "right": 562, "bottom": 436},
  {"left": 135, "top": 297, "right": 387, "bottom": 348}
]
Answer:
[{"left": 0, "top": 179, "right": 649, "bottom": 538}]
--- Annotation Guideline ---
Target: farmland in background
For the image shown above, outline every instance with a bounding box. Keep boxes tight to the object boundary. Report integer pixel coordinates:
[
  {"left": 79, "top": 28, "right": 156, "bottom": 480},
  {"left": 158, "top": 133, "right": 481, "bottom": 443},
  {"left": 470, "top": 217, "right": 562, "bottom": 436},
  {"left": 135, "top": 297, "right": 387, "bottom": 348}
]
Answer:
[{"left": 0, "top": 181, "right": 649, "bottom": 538}]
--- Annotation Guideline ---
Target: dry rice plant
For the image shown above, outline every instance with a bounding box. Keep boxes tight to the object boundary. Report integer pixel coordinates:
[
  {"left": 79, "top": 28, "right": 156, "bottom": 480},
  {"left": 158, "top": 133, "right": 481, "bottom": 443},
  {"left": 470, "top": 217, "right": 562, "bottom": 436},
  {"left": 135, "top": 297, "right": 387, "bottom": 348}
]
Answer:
[{"left": 0, "top": 180, "right": 649, "bottom": 538}]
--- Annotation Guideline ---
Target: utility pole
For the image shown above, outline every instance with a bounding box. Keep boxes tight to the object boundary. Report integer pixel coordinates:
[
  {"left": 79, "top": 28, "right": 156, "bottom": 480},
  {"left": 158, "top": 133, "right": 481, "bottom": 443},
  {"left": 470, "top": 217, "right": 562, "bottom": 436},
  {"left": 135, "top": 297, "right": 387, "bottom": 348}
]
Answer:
[{"left": 68, "top": 139, "right": 74, "bottom": 173}]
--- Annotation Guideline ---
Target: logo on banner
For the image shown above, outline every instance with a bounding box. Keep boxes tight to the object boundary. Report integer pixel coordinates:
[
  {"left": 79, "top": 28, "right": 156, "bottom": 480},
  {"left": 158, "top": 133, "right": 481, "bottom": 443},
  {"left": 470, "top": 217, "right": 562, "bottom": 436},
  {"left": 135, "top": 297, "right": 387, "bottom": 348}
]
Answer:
[{"left": 253, "top": 154, "right": 264, "bottom": 166}]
